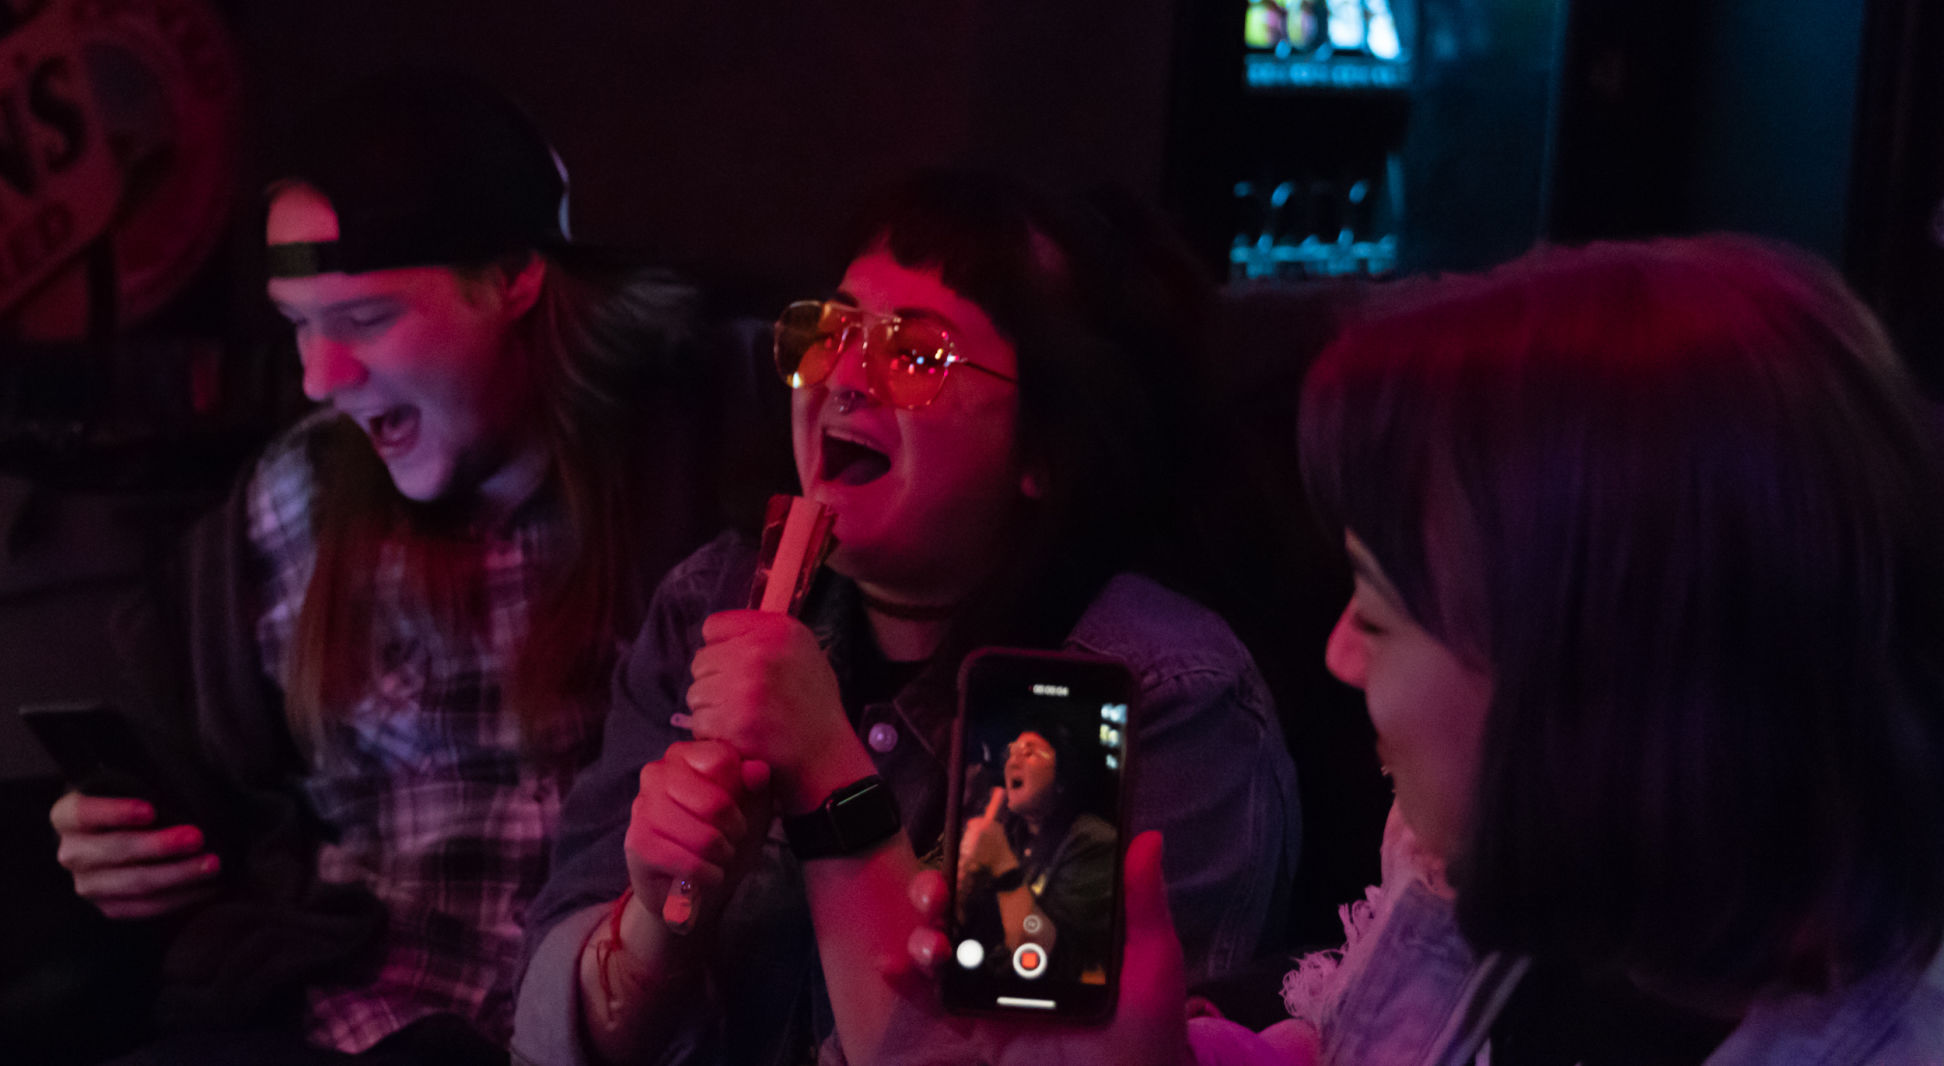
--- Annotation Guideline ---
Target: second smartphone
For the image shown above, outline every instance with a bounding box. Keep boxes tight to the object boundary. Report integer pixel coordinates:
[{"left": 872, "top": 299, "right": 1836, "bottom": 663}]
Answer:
[{"left": 943, "top": 648, "right": 1136, "bottom": 1020}]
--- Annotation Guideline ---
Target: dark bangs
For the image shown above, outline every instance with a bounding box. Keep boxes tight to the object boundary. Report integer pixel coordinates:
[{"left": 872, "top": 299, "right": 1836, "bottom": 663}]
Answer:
[
  {"left": 1298, "top": 272, "right": 1521, "bottom": 660},
  {"left": 844, "top": 170, "right": 1070, "bottom": 348}
]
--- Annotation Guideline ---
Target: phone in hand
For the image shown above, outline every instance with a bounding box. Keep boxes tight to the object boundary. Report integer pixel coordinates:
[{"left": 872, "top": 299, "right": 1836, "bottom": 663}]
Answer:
[
  {"left": 943, "top": 648, "right": 1136, "bottom": 1020},
  {"left": 19, "top": 701, "right": 216, "bottom": 834}
]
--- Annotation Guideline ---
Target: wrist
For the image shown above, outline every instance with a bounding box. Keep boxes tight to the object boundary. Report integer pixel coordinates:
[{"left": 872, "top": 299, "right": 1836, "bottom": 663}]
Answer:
[
  {"left": 583, "top": 887, "right": 702, "bottom": 1050},
  {"left": 600, "top": 887, "right": 701, "bottom": 981},
  {"left": 614, "top": 891, "right": 671, "bottom": 969},
  {"left": 783, "top": 743, "right": 878, "bottom": 817}
]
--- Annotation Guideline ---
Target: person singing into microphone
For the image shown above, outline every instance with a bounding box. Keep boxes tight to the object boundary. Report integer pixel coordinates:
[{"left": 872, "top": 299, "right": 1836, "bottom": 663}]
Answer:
[{"left": 514, "top": 169, "right": 1300, "bottom": 1066}]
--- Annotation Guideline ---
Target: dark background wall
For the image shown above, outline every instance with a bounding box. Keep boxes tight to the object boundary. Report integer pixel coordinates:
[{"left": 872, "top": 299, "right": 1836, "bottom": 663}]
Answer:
[
  {"left": 5, "top": 0, "right": 1892, "bottom": 339},
  {"left": 1548, "top": 0, "right": 1869, "bottom": 266},
  {"left": 1392, "top": 0, "right": 1567, "bottom": 273},
  {"left": 228, "top": 0, "right": 1182, "bottom": 301},
  {"left": 1683, "top": 0, "right": 1864, "bottom": 258},
  {"left": 1847, "top": 0, "right": 1944, "bottom": 397}
]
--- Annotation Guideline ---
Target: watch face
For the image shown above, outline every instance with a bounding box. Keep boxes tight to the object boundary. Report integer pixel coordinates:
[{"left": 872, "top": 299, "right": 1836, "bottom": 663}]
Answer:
[
  {"left": 830, "top": 778, "right": 879, "bottom": 807},
  {"left": 788, "top": 776, "right": 900, "bottom": 858},
  {"left": 832, "top": 778, "right": 901, "bottom": 851}
]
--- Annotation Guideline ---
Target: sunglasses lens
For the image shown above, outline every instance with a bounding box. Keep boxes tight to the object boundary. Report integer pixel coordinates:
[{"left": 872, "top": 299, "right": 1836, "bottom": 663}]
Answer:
[
  {"left": 774, "top": 302, "right": 850, "bottom": 388},
  {"left": 868, "top": 318, "right": 954, "bottom": 408}
]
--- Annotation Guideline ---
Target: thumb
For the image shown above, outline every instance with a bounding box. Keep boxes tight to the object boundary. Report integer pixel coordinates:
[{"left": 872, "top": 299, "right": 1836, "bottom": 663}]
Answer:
[
  {"left": 1119, "top": 830, "right": 1188, "bottom": 1017},
  {"left": 1123, "top": 830, "right": 1171, "bottom": 943},
  {"left": 675, "top": 739, "right": 744, "bottom": 785},
  {"left": 700, "top": 609, "right": 768, "bottom": 644}
]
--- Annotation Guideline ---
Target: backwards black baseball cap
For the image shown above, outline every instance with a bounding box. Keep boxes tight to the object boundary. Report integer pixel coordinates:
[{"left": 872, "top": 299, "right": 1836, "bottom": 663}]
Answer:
[{"left": 266, "top": 69, "right": 570, "bottom": 279}]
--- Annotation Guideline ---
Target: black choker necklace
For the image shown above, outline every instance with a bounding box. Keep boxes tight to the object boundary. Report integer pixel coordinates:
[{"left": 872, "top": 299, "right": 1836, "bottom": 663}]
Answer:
[{"left": 860, "top": 591, "right": 959, "bottom": 622}]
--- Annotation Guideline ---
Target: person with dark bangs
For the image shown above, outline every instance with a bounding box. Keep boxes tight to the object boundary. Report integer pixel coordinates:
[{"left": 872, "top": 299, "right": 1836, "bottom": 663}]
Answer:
[
  {"left": 513, "top": 169, "right": 1300, "bottom": 1066},
  {"left": 47, "top": 72, "right": 771, "bottom": 1064},
  {"left": 874, "top": 234, "right": 1944, "bottom": 1066}
]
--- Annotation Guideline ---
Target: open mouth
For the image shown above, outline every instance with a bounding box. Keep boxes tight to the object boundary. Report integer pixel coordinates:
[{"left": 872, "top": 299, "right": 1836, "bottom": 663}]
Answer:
[
  {"left": 1008, "top": 775, "right": 1025, "bottom": 791},
  {"left": 820, "top": 431, "right": 891, "bottom": 486},
  {"left": 364, "top": 405, "right": 420, "bottom": 453}
]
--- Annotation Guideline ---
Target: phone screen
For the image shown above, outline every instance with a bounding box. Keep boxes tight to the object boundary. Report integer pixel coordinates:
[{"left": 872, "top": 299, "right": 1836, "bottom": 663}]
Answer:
[{"left": 944, "top": 649, "right": 1135, "bottom": 1020}]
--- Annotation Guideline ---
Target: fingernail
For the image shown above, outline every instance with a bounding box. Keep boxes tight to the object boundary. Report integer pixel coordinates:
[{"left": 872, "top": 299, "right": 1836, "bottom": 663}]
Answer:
[
  {"left": 200, "top": 855, "right": 221, "bottom": 875},
  {"left": 174, "top": 827, "right": 203, "bottom": 850},
  {"left": 907, "top": 927, "right": 935, "bottom": 969}
]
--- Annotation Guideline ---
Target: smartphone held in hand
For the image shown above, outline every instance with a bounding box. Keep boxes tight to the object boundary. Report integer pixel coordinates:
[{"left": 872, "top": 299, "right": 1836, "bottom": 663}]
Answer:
[
  {"left": 19, "top": 700, "right": 220, "bottom": 835},
  {"left": 943, "top": 648, "right": 1136, "bottom": 1021}
]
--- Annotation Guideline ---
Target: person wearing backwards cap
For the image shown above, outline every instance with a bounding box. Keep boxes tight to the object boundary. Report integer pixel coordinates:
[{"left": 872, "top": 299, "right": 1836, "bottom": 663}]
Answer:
[{"left": 47, "top": 70, "right": 779, "bottom": 1064}]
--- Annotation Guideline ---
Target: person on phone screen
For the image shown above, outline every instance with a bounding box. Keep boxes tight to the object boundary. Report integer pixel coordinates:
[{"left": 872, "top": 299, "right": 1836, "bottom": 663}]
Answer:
[
  {"left": 513, "top": 169, "right": 1301, "bottom": 1066},
  {"left": 46, "top": 70, "right": 776, "bottom": 1063},
  {"left": 957, "top": 724, "right": 1116, "bottom": 984},
  {"left": 881, "top": 236, "right": 1944, "bottom": 1066}
]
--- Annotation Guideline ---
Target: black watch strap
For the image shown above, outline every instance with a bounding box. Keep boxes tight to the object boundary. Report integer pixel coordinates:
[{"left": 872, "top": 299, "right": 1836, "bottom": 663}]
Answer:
[
  {"left": 783, "top": 775, "right": 901, "bottom": 860},
  {"left": 989, "top": 865, "right": 1026, "bottom": 892}
]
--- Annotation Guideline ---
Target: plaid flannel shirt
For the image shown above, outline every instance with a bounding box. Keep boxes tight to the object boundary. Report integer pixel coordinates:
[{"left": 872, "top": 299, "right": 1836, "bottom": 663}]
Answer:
[{"left": 245, "top": 414, "right": 601, "bottom": 1052}]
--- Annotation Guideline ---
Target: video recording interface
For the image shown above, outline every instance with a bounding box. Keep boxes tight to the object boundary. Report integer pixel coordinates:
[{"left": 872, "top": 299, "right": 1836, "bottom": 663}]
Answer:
[
  {"left": 1244, "top": 0, "right": 1412, "bottom": 91},
  {"left": 948, "top": 654, "right": 1131, "bottom": 1017}
]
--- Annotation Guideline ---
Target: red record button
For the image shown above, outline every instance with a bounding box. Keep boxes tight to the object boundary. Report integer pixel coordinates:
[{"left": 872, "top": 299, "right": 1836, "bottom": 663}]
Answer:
[{"left": 1012, "top": 942, "right": 1048, "bottom": 980}]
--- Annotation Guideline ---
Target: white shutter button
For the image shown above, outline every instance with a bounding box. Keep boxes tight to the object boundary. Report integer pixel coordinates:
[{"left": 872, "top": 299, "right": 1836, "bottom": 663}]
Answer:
[{"left": 867, "top": 722, "right": 899, "bottom": 753}]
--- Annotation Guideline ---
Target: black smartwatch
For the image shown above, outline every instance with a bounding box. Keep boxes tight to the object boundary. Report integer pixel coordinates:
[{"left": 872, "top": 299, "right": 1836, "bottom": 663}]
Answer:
[{"left": 783, "top": 776, "right": 901, "bottom": 860}]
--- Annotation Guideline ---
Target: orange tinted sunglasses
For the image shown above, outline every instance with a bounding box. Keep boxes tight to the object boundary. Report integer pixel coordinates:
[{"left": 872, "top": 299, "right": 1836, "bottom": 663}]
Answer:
[{"left": 773, "top": 300, "right": 1018, "bottom": 410}]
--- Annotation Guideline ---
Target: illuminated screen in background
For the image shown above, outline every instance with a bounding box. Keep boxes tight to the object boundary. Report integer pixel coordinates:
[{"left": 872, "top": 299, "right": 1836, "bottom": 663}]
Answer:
[{"left": 1243, "top": 0, "right": 1413, "bottom": 91}]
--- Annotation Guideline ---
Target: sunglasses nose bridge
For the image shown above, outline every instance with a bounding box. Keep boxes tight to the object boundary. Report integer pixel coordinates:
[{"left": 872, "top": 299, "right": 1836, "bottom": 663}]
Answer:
[
  {"left": 822, "top": 317, "right": 875, "bottom": 391},
  {"left": 783, "top": 304, "right": 945, "bottom": 409}
]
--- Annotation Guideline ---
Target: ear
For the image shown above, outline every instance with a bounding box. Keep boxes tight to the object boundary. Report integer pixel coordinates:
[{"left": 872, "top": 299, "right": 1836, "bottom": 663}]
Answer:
[
  {"left": 501, "top": 252, "right": 547, "bottom": 320},
  {"left": 1019, "top": 461, "right": 1048, "bottom": 501}
]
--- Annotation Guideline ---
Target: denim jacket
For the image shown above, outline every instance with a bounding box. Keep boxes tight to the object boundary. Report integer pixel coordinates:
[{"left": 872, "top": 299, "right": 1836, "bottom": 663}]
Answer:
[
  {"left": 1191, "top": 877, "right": 1944, "bottom": 1066},
  {"left": 514, "top": 534, "right": 1300, "bottom": 1066}
]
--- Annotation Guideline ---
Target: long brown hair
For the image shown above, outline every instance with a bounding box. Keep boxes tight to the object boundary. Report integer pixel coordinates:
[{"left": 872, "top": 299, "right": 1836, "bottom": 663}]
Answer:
[
  {"left": 284, "top": 247, "right": 696, "bottom": 763},
  {"left": 1301, "top": 235, "right": 1944, "bottom": 995}
]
